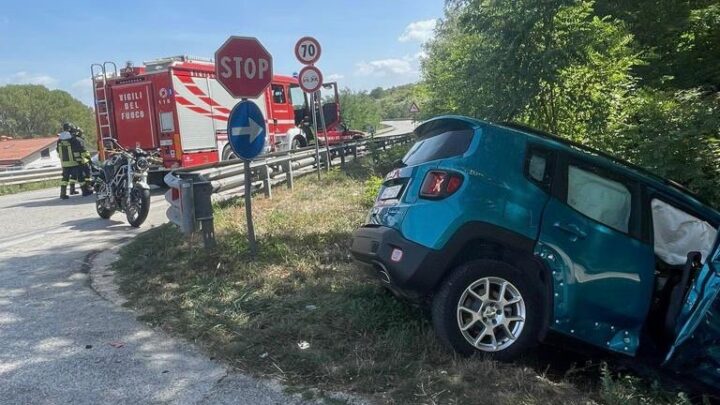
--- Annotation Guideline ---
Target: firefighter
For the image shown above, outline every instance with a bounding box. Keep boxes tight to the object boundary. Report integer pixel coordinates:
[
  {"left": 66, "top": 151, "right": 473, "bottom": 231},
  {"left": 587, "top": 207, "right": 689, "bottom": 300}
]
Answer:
[
  {"left": 57, "top": 123, "right": 80, "bottom": 199},
  {"left": 72, "top": 126, "right": 94, "bottom": 195}
]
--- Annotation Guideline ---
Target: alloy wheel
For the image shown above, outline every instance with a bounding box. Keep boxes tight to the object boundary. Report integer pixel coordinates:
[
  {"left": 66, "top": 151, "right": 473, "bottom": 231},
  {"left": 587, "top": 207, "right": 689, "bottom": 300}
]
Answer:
[{"left": 456, "top": 276, "right": 526, "bottom": 352}]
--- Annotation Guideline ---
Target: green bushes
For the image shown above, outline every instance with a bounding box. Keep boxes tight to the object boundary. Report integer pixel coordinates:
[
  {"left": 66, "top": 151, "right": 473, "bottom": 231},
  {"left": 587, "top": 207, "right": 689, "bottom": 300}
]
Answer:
[{"left": 421, "top": 0, "right": 720, "bottom": 207}]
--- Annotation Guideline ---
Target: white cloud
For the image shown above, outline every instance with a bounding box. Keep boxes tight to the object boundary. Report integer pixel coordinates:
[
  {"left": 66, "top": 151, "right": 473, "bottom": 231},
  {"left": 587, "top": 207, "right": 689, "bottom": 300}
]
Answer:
[
  {"left": 70, "top": 78, "right": 94, "bottom": 106},
  {"left": 0, "top": 71, "right": 58, "bottom": 88},
  {"left": 325, "top": 73, "right": 344, "bottom": 82},
  {"left": 398, "top": 19, "right": 437, "bottom": 43},
  {"left": 356, "top": 58, "right": 414, "bottom": 77}
]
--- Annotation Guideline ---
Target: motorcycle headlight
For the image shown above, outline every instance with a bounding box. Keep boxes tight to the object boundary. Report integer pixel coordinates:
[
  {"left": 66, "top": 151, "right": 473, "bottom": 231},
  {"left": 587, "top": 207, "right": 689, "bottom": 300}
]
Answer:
[{"left": 135, "top": 157, "right": 150, "bottom": 171}]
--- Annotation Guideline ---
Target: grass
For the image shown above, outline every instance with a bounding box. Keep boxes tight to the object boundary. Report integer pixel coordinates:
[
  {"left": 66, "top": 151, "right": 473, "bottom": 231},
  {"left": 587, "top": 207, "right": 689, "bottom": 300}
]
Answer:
[
  {"left": 114, "top": 147, "right": 703, "bottom": 404},
  {"left": 0, "top": 179, "right": 58, "bottom": 196}
]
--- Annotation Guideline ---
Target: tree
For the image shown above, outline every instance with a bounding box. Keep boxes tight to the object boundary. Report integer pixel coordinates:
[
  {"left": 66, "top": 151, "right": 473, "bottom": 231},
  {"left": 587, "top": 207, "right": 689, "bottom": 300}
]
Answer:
[
  {"left": 424, "top": 0, "right": 720, "bottom": 206},
  {"left": 594, "top": 0, "right": 719, "bottom": 91},
  {"left": 0, "top": 85, "right": 96, "bottom": 144},
  {"left": 423, "top": 0, "right": 641, "bottom": 145},
  {"left": 376, "top": 84, "right": 420, "bottom": 119},
  {"left": 339, "top": 89, "right": 382, "bottom": 131},
  {"left": 616, "top": 89, "right": 720, "bottom": 205}
]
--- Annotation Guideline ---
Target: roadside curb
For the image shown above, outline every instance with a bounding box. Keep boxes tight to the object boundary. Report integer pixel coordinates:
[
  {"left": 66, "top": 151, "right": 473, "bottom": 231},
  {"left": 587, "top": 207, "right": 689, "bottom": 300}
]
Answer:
[{"left": 88, "top": 246, "right": 128, "bottom": 307}]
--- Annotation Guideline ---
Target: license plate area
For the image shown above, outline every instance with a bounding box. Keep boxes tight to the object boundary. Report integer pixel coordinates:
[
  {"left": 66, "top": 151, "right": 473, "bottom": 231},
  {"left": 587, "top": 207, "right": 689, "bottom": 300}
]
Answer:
[{"left": 380, "top": 184, "right": 403, "bottom": 200}]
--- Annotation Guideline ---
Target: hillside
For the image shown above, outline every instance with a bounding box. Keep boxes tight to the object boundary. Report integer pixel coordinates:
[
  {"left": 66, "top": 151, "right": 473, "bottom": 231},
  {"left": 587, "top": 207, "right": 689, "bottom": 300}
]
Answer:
[{"left": 0, "top": 85, "right": 96, "bottom": 141}]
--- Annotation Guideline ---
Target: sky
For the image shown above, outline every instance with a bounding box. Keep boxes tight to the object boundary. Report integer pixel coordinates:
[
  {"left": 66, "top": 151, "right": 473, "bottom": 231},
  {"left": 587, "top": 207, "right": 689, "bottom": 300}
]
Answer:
[{"left": 0, "top": 0, "right": 444, "bottom": 106}]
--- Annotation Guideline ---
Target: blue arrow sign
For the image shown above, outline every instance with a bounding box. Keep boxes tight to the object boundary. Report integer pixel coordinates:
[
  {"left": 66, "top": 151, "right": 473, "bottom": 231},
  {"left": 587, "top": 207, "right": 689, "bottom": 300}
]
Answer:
[{"left": 227, "top": 100, "right": 267, "bottom": 160}]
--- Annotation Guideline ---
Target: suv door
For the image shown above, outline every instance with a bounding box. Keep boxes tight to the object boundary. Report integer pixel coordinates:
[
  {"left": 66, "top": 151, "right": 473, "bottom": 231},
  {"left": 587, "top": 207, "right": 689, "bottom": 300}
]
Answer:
[
  {"left": 664, "top": 236, "right": 720, "bottom": 386},
  {"left": 535, "top": 155, "right": 655, "bottom": 355}
]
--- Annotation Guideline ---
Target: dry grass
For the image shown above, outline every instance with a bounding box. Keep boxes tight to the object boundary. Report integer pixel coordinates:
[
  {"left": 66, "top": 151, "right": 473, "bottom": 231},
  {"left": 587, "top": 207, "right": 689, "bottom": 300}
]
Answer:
[{"left": 114, "top": 151, "right": 699, "bottom": 404}]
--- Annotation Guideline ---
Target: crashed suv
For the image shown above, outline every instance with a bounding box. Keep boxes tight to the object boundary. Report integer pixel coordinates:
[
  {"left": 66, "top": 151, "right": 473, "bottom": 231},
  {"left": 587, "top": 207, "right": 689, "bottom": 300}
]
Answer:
[{"left": 351, "top": 115, "right": 720, "bottom": 386}]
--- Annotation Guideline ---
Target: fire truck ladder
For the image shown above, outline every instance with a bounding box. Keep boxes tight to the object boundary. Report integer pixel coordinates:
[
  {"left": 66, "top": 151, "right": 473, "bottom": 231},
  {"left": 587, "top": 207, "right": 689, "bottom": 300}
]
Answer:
[{"left": 91, "top": 62, "right": 118, "bottom": 160}]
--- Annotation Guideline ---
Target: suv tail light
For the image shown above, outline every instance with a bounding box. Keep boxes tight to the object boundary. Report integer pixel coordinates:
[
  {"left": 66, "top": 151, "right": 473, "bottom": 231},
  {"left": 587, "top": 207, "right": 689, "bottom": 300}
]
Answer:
[{"left": 420, "top": 170, "right": 464, "bottom": 199}]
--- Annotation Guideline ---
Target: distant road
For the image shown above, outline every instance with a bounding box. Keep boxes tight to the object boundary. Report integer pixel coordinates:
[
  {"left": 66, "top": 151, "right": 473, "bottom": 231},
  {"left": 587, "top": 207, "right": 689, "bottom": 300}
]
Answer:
[{"left": 378, "top": 119, "right": 415, "bottom": 137}]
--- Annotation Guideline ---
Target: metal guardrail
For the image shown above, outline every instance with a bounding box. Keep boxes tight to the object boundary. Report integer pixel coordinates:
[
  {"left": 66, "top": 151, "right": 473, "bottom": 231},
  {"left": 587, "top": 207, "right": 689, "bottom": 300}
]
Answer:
[
  {"left": 0, "top": 166, "right": 62, "bottom": 186},
  {"left": 165, "top": 133, "right": 414, "bottom": 246}
]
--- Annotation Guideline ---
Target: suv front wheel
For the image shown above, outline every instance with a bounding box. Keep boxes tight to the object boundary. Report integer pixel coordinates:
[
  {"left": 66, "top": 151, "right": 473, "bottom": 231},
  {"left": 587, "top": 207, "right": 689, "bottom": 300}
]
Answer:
[{"left": 431, "top": 259, "right": 542, "bottom": 360}]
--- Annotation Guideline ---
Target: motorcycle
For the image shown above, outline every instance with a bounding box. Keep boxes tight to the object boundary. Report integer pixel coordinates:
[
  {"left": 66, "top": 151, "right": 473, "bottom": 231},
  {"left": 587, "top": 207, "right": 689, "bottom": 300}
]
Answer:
[{"left": 92, "top": 140, "right": 160, "bottom": 227}]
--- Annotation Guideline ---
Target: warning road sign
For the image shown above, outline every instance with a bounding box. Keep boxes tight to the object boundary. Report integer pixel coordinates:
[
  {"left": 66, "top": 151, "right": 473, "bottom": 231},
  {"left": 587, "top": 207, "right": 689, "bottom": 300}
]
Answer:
[{"left": 409, "top": 102, "right": 420, "bottom": 113}]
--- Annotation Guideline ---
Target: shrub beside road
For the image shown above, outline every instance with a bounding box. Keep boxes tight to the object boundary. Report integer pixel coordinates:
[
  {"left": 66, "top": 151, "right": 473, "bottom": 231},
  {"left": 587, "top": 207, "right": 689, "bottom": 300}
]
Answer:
[{"left": 113, "top": 148, "right": 693, "bottom": 404}]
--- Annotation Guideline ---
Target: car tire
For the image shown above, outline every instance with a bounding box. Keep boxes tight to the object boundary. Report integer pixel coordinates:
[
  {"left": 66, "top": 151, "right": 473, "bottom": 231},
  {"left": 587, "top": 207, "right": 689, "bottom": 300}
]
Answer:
[{"left": 431, "top": 259, "right": 543, "bottom": 361}]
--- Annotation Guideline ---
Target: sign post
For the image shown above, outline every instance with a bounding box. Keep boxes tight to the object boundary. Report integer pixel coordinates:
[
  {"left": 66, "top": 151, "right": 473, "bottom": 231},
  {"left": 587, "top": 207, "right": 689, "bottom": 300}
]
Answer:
[
  {"left": 298, "top": 65, "right": 326, "bottom": 174},
  {"left": 294, "top": 37, "right": 326, "bottom": 177},
  {"left": 215, "top": 36, "right": 273, "bottom": 256},
  {"left": 409, "top": 101, "right": 420, "bottom": 125}
]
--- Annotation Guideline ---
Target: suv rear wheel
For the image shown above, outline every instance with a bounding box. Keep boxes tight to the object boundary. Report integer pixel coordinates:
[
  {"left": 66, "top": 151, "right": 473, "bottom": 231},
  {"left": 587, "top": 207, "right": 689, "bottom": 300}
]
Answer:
[{"left": 431, "top": 259, "right": 542, "bottom": 360}]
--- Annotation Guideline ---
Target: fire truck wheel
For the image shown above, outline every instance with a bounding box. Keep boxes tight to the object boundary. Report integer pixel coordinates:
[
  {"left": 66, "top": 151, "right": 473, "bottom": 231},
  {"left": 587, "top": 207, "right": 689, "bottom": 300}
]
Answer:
[{"left": 222, "top": 145, "right": 238, "bottom": 161}]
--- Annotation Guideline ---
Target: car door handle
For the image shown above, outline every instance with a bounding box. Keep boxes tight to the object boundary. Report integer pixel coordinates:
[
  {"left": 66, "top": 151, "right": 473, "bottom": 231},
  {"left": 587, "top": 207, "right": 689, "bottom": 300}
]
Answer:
[{"left": 553, "top": 222, "right": 587, "bottom": 239}]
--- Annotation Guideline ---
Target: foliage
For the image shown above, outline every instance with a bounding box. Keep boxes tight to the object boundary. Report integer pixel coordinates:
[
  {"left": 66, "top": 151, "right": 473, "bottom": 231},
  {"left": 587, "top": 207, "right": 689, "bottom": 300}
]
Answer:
[
  {"left": 594, "top": 0, "right": 720, "bottom": 91},
  {"left": 616, "top": 89, "right": 720, "bottom": 205},
  {"left": 369, "top": 83, "right": 421, "bottom": 119},
  {"left": 422, "top": 0, "right": 720, "bottom": 206},
  {"left": 423, "top": 0, "right": 641, "bottom": 139},
  {"left": 338, "top": 88, "right": 382, "bottom": 131},
  {"left": 0, "top": 85, "right": 96, "bottom": 143},
  {"left": 362, "top": 176, "right": 383, "bottom": 207}
]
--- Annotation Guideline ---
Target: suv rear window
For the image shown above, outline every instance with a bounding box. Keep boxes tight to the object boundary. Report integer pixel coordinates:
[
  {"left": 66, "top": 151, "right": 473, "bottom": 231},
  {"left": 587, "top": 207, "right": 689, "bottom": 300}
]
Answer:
[{"left": 402, "top": 130, "right": 474, "bottom": 166}]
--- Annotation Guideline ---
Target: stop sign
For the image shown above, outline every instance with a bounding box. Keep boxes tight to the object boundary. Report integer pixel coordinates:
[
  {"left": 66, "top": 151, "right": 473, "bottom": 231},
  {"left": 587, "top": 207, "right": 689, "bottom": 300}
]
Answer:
[{"left": 215, "top": 36, "right": 273, "bottom": 99}]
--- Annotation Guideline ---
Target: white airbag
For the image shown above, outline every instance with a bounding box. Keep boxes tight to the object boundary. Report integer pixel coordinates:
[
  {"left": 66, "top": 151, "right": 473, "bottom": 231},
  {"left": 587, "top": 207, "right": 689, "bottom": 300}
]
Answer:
[{"left": 652, "top": 199, "right": 717, "bottom": 265}]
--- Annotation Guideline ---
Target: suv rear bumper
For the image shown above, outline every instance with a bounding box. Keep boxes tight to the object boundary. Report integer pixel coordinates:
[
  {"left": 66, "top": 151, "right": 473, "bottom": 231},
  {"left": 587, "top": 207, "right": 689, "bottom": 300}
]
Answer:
[{"left": 350, "top": 226, "right": 444, "bottom": 300}]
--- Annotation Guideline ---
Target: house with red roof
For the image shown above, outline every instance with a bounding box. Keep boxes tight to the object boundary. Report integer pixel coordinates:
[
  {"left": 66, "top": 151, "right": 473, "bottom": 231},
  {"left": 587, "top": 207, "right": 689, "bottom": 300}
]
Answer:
[{"left": 0, "top": 136, "right": 60, "bottom": 170}]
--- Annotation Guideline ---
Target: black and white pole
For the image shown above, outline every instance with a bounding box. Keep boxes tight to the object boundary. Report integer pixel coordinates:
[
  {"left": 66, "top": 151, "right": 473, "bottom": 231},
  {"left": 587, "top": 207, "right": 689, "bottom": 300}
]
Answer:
[
  {"left": 316, "top": 91, "right": 331, "bottom": 171},
  {"left": 311, "top": 92, "right": 321, "bottom": 180},
  {"left": 294, "top": 37, "right": 324, "bottom": 179}
]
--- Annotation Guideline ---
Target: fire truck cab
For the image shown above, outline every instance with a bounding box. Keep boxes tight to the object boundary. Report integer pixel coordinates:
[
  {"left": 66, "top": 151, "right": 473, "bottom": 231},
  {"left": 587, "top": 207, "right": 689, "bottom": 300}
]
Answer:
[{"left": 91, "top": 56, "right": 362, "bottom": 169}]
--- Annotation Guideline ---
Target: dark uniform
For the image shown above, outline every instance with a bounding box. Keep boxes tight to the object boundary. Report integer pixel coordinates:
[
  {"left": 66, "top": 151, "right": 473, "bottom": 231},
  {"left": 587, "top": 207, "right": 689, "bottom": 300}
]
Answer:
[
  {"left": 73, "top": 127, "right": 94, "bottom": 195},
  {"left": 57, "top": 123, "right": 89, "bottom": 199}
]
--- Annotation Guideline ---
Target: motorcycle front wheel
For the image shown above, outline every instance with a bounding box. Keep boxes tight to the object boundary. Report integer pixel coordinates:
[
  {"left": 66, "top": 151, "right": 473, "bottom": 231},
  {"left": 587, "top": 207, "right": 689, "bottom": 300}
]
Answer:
[
  {"left": 126, "top": 187, "right": 151, "bottom": 227},
  {"left": 95, "top": 182, "right": 115, "bottom": 219}
]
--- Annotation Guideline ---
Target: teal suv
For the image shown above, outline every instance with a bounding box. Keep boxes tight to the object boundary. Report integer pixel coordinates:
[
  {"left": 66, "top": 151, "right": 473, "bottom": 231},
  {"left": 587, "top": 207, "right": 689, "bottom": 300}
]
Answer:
[{"left": 351, "top": 116, "right": 720, "bottom": 386}]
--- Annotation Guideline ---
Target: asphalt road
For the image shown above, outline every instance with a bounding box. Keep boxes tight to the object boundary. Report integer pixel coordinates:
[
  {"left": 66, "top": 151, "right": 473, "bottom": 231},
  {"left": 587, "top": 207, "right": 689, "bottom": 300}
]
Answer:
[
  {"left": 378, "top": 119, "right": 415, "bottom": 137},
  {"left": 0, "top": 119, "right": 415, "bottom": 404},
  {"left": 0, "top": 189, "right": 308, "bottom": 404}
]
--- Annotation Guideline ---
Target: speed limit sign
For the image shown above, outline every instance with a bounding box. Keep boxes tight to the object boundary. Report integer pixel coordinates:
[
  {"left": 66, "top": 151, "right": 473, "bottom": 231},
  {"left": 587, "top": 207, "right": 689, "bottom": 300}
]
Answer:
[{"left": 294, "top": 36, "right": 321, "bottom": 65}]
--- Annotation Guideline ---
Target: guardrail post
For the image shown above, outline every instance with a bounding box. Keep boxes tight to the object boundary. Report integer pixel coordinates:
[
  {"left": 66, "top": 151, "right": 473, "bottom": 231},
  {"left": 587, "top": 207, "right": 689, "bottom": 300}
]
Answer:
[
  {"left": 352, "top": 145, "right": 357, "bottom": 159},
  {"left": 180, "top": 180, "right": 195, "bottom": 237},
  {"left": 282, "top": 160, "right": 294, "bottom": 190},
  {"left": 339, "top": 146, "right": 346, "bottom": 168},
  {"left": 261, "top": 164, "right": 272, "bottom": 198},
  {"left": 192, "top": 180, "right": 215, "bottom": 248}
]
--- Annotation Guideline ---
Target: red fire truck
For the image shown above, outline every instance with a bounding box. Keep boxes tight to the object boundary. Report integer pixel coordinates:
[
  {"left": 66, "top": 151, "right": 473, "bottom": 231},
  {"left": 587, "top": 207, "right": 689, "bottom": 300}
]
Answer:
[{"left": 91, "top": 56, "right": 363, "bottom": 168}]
